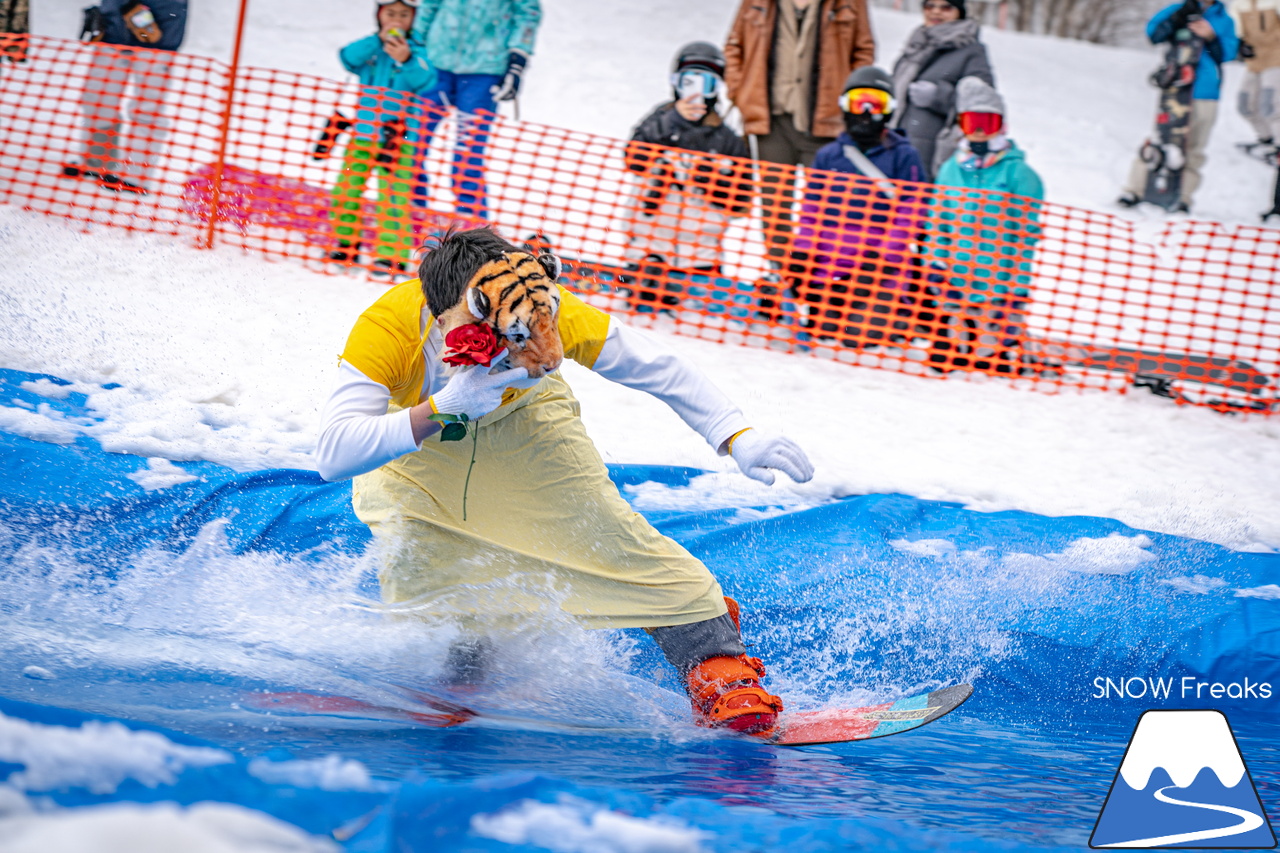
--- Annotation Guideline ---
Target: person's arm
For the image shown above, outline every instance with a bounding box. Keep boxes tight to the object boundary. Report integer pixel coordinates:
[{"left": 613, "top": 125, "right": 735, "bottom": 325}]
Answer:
[
  {"left": 723, "top": 3, "right": 749, "bottom": 104},
  {"left": 151, "top": 0, "right": 186, "bottom": 51},
  {"left": 1207, "top": 8, "right": 1240, "bottom": 62},
  {"left": 394, "top": 39, "right": 436, "bottom": 94},
  {"left": 1149, "top": 2, "right": 1192, "bottom": 44},
  {"left": 851, "top": 0, "right": 876, "bottom": 69},
  {"left": 340, "top": 34, "right": 385, "bottom": 75},
  {"left": 316, "top": 362, "right": 430, "bottom": 482},
  {"left": 591, "top": 320, "right": 749, "bottom": 452},
  {"left": 507, "top": 0, "right": 542, "bottom": 55}
]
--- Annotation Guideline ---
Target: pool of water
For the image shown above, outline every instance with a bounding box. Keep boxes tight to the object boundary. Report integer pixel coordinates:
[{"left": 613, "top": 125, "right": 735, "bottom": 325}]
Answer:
[{"left": 1, "top": 368, "right": 1277, "bottom": 851}]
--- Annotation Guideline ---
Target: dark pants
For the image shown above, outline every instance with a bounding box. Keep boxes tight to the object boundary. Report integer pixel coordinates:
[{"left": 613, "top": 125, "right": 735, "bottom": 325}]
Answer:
[{"left": 753, "top": 114, "right": 831, "bottom": 266}]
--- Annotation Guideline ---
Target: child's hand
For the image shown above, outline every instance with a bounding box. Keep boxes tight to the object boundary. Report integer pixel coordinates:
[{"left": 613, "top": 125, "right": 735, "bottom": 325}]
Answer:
[
  {"left": 1187, "top": 18, "right": 1215, "bottom": 40},
  {"left": 674, "top": 93, "right": 707, "bottom": 123},
  {"left": 380, "top": 31, "right": 411, "bottom": 63}
]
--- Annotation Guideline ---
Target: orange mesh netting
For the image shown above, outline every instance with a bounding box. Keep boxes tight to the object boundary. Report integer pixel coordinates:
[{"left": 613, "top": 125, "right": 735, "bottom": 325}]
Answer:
[{"left": 2, "top": 34, "right": 1278, "bottom": 413}]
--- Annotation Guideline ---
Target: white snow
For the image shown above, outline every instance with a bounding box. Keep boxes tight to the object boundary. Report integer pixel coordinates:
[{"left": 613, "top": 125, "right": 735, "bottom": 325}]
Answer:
[
  {"left": 0, "top": 711, "right": 231, "bottom": 795},
  {"left": 2, "top": 206, "right": 1280, "bottom": 553},
  {"left": 471, "top": 799, "right": 708, "bottom": 853},
  {"left": 1118, "top": 710, "right": 1246, "bottom": 790},
  {"left": 126, "top": 458, "right": 202, "bottom": 491},
  {"left": 246, "top": 755, "right": 380, "bottom": 792},
  {"left": 1235, "top": 584, "right": 1280, "bottom": 600},
  {"left": 0, "top": 801, "right": 340, "bottom": 853}
]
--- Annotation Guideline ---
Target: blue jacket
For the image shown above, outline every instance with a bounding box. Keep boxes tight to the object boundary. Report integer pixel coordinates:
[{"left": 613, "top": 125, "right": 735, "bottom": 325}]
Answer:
[
  {"left": 412, "top": 0, "right": 542, "bottom": 76},
  {"left": 1148, "top": 1, "right": 1240, "bottom": 101},
  {"left": 932, "top": 142, "right": 1044, "bottom": 297},
  {"left": 100, "top": 0, "right": 186, "bottom": 51},
  {"left": 796, "top": 130, "right": 930, "bottom": 288},
  {"left": 339, "top": 34, "right": 436, "bottom": 140}
]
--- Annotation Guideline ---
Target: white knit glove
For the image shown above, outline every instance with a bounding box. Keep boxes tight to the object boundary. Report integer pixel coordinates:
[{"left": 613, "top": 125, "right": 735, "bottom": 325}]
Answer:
[
  {"left": 729, "top": 428, "right": 815, "bottom": 486},
  {"left": 429, "top": 355, "right": 541, "bottom": 421}
]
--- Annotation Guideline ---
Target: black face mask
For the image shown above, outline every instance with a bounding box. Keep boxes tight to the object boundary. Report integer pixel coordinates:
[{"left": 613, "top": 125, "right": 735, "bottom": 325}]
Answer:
[
  {"left": 844, "top": 112, "right": 887, "bottom": 149},
  {"left": 969, "top": 139, "right": 990, "bottom": 156}
]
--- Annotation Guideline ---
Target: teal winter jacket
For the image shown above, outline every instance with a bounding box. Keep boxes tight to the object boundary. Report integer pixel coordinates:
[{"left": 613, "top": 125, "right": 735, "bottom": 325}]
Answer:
[
  {"left": 339, "top": 33, "right": 437, "bottom": 140},
  {"left": 411, "top": 0, "right": 542, "bottom": 76},
  {"left": 932, "top": 142, "right": 1045, "bottom": 298}
]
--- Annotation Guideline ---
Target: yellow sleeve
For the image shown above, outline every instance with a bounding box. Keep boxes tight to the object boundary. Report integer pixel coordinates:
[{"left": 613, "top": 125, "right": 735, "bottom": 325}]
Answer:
[
  {"left": 557, "top": 285, "right": 611, "bottom": 369},
  {"left": 338, "top": 280, "right": 428, "bottom": 408}
]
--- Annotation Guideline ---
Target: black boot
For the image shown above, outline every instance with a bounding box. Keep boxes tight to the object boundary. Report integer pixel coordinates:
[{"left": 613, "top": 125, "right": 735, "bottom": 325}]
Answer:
[{"left": 1265, "top": 167, "right": 1280, "bottom": 223}]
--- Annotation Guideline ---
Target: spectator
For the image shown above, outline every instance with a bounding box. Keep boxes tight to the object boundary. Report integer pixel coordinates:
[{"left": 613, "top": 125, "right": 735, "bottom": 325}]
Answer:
[
  {"left": 1229, "top": 0, "right": 1280, "bottom": 219},
  {"left": 411, "top": 0, "right": 542, "bottom": 219},
  {"left": 794, "top": 66, "right": 930, "bottom": 348},
  {"left": 723, "top": 0, "right": 875, "bottom": 284},
  {"left": 61, "top": 0, "right": 188, "bottom": 195},
  {"left": 932, "top": 76, "right": 1043, "bottom": 374},
  {"left": 330, "top": 0, "right": 436, "bottom": 275},
  {"left": 620, "top": 42, "right": 752, "bottom": 312},
  {"left": 888, "top": 0, "right": 994, "bottom": 180},
  {"left": 1, "top": 0, "right": 28, "bottom": 66},
  {"left": 1118, "top": 0, "right": 1240, "bottom": 213}
]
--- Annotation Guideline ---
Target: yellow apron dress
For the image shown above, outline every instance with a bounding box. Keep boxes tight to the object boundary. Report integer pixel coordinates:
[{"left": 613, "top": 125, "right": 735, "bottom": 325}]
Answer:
[{"left": 342, "top": 280, "right": 730, "bottom": 630}]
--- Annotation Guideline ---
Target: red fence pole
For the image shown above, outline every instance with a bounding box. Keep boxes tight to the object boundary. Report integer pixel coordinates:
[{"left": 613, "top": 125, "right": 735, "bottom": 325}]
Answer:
[{"left": 201, "top": 0, "right": 250, "bottom": 250}]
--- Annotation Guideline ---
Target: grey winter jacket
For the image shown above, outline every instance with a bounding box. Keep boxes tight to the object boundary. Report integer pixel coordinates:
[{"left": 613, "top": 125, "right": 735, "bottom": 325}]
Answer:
[{"left": 891, "top": 27, "right": 994, "bottom": 179}]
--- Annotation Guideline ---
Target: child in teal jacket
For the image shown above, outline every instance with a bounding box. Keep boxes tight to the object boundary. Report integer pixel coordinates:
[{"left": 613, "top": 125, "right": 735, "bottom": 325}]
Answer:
[
  {"left": 331, "top": 0, "right": 436, "bottom": 273},
  {"left": 931, "top": 77, "right": 1044, "bottom": 373}
]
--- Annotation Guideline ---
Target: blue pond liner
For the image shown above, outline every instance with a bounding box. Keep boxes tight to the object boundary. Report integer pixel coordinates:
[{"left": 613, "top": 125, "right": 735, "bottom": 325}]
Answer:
[{"left": 0, "top": 367, "right": 1278, "bottom": 850}]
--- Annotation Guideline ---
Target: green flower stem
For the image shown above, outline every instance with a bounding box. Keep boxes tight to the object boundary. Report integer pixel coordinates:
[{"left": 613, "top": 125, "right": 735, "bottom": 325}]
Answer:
[{"left": 461, "top": 423, "right": 478, "bottom": 522}]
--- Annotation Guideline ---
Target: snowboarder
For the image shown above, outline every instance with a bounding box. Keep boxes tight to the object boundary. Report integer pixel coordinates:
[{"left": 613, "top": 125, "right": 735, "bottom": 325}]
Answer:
[
  {"left": 1229, "top": 0, "right": 1280, "bottom": 219},
  {"left": 60, "top": 0, "right": 188, "bottom": 195},
  {"left": 620, "top": 42, "right": 753, "bottom": 311},
  {"left": 793, "top": 66, "right": 931, "bottom": 348},
  {"left": 1118, "top": 0, "right": 1240, "bottom": 214},
  {"left": 409, "top": 0, "right": 542, "bottom": 220},
  {"left": 932, "top": 76, "right": 1043, "bottom": 374},
  {"left": 316, "top": 226, "right": 814, "bottom": 737},
  {"left": 330, "top": 0, "right": 436, "bottom": 275}
]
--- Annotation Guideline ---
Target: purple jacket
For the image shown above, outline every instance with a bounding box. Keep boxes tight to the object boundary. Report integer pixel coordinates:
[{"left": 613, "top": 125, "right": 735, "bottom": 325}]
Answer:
[{"left": 795, "top": 129, "right": 929, "bottom": 288}]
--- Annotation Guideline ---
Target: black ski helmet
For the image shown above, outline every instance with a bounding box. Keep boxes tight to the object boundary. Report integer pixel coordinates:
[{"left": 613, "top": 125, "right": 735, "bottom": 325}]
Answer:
[
  {"left": 672, "top": 41, "right": 727, "bottom": 78},
  {"left": 840, "top": 66, "right": 895, "bottom": 146},
  {"left": 841, "top": 66, "right": 894, "bottom": 101}
]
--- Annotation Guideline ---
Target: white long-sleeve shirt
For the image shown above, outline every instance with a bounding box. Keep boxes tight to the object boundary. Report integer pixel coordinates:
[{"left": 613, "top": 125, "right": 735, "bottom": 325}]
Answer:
[{"left": 316, "top": 318, "right": 749, "bottom": 482}]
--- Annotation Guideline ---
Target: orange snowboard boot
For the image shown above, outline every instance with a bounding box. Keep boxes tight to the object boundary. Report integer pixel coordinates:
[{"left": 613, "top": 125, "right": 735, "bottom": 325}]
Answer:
[{"left": 686, "top": 654, "right": 784, "bottom": 737}]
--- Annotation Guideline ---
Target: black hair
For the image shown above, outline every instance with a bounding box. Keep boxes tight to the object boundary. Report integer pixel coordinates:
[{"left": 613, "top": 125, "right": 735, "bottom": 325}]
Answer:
[{"left": 418, "top": 225, "right": 518, "bottom": 317}]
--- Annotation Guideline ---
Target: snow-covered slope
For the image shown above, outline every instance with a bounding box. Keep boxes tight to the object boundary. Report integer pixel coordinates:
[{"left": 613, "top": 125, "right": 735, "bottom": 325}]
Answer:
[
  {"left": 2, "top": 207, "right": 1279, "bottom": 554},
  {"left": 27, "top": 0, "right": 1271, "bottom": 220},
  {"left": 8, "top": 3, "right": 1279, "bottom": 552}
]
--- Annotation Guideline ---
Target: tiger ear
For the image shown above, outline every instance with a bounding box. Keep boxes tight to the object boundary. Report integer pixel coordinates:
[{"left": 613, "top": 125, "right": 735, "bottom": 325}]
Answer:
[
  {"left": 466, "top": 287, "right": 491, "bottom": 320},
  {"left": 537, "top": 252, "right": 562, "bottom": 282}
]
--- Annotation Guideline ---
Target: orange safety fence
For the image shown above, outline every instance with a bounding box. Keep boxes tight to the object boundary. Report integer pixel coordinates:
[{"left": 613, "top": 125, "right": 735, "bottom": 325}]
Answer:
[{"left": 3, "top": 34, "right": 1279, "bottom": 414}]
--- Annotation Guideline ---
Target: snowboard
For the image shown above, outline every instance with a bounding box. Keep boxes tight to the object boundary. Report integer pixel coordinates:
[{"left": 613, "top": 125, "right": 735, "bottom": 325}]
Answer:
[
  {"left": 1140, "top": 27, "right": 1203, "bottom": 210},
  {"left": 1237, "top": 140, "right": 1280, "bottom": 166},
  {"left": 243, "top": 682, "right": 973, "bottom": 747},
  {"left": 1023, "top": 338, "right": 1275, "bottom": 411}
]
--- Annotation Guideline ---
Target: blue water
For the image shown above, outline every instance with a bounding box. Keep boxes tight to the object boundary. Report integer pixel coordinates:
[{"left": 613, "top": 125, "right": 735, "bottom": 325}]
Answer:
[{"left": 1, "top": 368, "right": 1278, "bottom": 851}]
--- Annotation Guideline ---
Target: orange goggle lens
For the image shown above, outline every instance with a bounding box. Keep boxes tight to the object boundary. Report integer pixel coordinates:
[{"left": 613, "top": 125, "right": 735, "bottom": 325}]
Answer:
[
  {"left": 842, "top": 88, "right": 895, "bottom": 116},
  {"left": 958, "top": 111, "right": 1004, "bottom": 135}
]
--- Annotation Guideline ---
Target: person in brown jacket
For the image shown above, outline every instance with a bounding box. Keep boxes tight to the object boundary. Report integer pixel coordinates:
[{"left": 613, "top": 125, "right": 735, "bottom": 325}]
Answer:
[{"left": 724, "top": 0, "right": 875, "bottom": 294}]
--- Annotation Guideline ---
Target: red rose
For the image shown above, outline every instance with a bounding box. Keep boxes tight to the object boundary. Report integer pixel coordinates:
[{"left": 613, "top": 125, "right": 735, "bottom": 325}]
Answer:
[{"left": 443, "top": 322, "right": 502, "bottom": 367}]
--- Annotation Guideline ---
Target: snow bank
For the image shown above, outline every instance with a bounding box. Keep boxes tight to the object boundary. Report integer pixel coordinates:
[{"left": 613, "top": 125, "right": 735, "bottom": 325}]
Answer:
[
  {"left": 2, "top": 208, "right": 1280, "bottom": 552},
  {"left": 0, "top": 801, "right": 339, "bottom": 853}
]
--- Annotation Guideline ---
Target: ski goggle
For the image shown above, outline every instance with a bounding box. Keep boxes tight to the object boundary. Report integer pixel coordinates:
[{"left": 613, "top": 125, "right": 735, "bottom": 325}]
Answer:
[
  {"left": 841, "top": 88, "right": 896, "bottom": 116},
  {"left": 958, "top": 111, "right": 1004, "bottom": 135},
  {"left": 377, "top": 0, "right": 420, "bottom": 8},
  {"left": 671, "top": 70, "right": 725, "bottom": 101}
]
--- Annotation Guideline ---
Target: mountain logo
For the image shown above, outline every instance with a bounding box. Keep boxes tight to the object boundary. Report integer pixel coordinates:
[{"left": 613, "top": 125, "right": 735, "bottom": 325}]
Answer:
[{"left": 1090, "top": 710, "right": 1276, "bottom": 848}]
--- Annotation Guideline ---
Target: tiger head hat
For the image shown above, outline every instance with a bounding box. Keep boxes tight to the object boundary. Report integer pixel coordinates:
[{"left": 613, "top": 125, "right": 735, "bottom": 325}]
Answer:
[{"left": 422, "top": 227, "right": 565, "bottom": 379}]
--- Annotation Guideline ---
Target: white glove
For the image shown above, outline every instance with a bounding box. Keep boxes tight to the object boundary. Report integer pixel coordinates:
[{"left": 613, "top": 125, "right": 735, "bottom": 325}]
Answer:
[
  {"left": 908, "top": 80, "right": 938, "bottom": 107},
  {"left": 429, "top": 354, "right": 541, "bottom": 421},
  {"left": 729, "top": 428, "right": 815, "bottom": 486}
]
